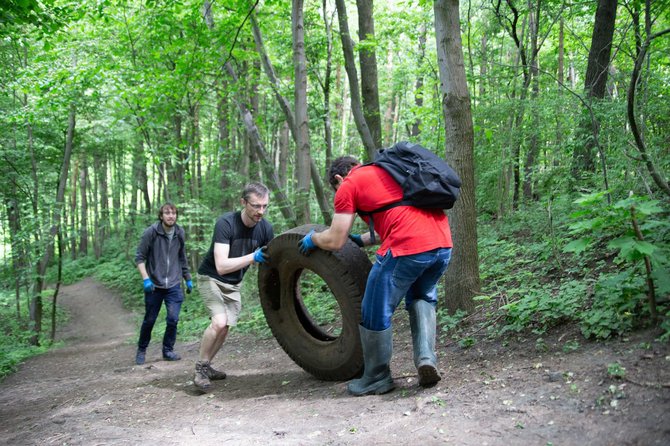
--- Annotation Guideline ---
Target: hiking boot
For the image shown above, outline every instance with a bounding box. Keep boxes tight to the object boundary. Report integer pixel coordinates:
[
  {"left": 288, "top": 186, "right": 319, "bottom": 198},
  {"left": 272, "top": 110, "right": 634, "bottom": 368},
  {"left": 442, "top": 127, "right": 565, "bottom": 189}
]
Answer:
[
  {"left": 135, "top": 349, "right": 146, "bottom": 365},
  {"left": 194, "top": 361, "right": 212, "bottom": 391},
  {"left": 203, "top": 362, "right": 227, "bottom": 380},
  {"left": 163, "top": 351, "right": 182, "bottom": 361}
]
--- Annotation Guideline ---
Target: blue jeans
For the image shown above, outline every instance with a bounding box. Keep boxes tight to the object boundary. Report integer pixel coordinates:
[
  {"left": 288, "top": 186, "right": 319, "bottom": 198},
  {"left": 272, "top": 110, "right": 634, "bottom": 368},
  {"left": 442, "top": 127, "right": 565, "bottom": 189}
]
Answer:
[
  {"left": 361, "top": 248, "right": 452, "bottom": 331},
  {"left": 137, "top": 285, "right": 184, "bottom": 353}
]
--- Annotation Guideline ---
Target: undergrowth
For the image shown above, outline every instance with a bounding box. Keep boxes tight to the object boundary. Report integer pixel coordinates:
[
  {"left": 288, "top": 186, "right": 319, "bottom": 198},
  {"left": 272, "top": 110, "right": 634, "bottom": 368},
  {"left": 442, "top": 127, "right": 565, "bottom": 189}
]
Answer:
[
  {"left": 1, "top": 191, "right": 668, "bottom": 380},
  {"left": 440, "top": 192, "right": 670, "bottom": 349},
  {"left": 0, "top": 288, "right": 64, "bottom": 378}
]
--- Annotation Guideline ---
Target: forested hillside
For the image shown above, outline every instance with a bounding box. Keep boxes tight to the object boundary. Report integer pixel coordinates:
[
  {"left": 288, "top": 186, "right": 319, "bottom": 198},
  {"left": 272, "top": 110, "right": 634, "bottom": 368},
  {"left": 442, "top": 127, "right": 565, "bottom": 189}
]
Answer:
[{"left": 0, "top": 0, "right": 668, "bottom": 373}]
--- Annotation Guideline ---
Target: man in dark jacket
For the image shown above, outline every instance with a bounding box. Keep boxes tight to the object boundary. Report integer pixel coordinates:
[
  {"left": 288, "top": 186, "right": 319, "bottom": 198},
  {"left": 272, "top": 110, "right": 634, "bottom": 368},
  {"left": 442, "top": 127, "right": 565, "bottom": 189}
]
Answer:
[{"left": 134, "top": 202, "right": 192, "bottom": 365}]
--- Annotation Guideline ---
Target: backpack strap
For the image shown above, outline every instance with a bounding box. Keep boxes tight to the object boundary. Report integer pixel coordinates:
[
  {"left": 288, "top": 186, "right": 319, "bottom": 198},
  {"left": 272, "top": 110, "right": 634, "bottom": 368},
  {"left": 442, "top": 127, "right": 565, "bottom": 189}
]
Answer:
[{"left": 357, "top": 200, "right": 413, "bottom": 245}]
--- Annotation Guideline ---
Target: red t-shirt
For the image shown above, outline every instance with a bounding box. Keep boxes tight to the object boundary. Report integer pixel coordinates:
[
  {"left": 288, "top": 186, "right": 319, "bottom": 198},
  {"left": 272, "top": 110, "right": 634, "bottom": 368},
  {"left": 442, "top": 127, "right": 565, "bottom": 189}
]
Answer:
[{"left": 334, "top": 165, "right": 453, "bottom": 256}]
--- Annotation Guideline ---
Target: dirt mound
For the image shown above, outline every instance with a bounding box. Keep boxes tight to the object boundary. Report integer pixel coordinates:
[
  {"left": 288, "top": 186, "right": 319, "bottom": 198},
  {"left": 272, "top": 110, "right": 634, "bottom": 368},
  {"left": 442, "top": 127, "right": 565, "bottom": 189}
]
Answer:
[{"left": 0, "top": 278, "right": 668, "bottom": 445}]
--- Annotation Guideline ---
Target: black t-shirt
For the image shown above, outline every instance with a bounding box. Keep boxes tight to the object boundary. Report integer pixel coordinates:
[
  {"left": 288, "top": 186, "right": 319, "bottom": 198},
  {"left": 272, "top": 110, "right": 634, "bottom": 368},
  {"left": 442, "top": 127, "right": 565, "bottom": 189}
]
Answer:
[{"left": 198, "top": 211, "right": 274, "bottom": 284}]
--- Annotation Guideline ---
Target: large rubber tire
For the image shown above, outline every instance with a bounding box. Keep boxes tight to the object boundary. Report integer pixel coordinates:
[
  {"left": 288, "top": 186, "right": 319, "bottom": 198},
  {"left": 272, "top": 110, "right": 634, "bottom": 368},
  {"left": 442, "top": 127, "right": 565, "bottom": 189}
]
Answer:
[{"left": 258, "top": 224, "right": 371, "bottom": 381}]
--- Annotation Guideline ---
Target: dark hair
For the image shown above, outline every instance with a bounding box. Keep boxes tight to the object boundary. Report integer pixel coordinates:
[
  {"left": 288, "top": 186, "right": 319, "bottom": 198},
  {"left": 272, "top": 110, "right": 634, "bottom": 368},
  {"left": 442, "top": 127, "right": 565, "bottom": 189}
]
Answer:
[
  {"left": 242, "top": 182, "right": 270, "bottom": 201},
  {"left": 158, "top": 202, "right": 178, "bottom": 220},
  {"left": 327, "top": 156, "right": 360, "bottom": 190}
]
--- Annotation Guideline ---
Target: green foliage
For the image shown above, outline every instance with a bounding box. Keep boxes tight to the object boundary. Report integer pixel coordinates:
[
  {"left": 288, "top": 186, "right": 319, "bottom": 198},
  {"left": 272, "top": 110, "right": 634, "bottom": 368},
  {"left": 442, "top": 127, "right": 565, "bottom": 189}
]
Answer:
[
  {"left": 500, "top": 281, "right": 585, "bottom": 336},
  {"left": 437, "top": 308, "right": 467, "bottom": 333},
  {"left": 0, "top": 288, "right": 63, "bottom": 380},
  {"left": 563, "top": 192, "right": 669, "bottom": 338},
  {"left": 579, "top": 270, "right": 645, "bottom": 339},
  {"left": 562, "top": 340, "right": 580, "bottom": 353},
  {"left": 606, "top": 362, "right": 626, "bottom": 379},
  {"left": 233, "top": 273, "right": 272, "bottom": 338},
  {"left": 1, "top": 0, "right": 670, "bottom": 381},
  {"left": 458, "top": 194, "right": 670, "bottom": 344}
]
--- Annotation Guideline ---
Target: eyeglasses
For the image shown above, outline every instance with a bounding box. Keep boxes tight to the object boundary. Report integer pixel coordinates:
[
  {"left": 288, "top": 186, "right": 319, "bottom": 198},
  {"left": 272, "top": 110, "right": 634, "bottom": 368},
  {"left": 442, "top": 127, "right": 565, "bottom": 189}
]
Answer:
[{"left": 245, "top": 200, "right": 269, "bottom": 211}]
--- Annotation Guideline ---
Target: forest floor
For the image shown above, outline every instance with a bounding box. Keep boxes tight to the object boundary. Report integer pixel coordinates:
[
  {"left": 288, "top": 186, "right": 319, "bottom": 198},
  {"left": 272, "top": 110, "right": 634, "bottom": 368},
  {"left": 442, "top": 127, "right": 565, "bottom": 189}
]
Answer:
[{"left": 0, "top": 278, "right": 669, "bottom": 445}]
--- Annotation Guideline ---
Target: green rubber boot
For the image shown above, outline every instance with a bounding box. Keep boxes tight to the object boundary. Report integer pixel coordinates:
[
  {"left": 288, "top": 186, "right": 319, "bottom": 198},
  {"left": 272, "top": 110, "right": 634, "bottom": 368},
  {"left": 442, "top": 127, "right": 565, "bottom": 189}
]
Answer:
[
  {"left": 347, "top": 325, "right": 395, "bottom": 396},
  {"left": 409, "top": 300, "right": 441, "bottom": 387}
]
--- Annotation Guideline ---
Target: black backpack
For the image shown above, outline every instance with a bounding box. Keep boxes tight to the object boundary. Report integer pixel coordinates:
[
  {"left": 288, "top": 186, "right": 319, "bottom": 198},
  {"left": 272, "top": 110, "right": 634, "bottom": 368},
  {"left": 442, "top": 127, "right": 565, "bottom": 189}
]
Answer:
[{"left": 357, "top": 141, "right": 462, "bottom": 243}]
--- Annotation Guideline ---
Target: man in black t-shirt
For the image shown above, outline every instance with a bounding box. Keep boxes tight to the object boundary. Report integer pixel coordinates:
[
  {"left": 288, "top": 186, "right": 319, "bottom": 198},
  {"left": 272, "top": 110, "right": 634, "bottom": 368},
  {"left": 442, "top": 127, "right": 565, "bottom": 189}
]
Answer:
[{"left": 193, "top": 182, "right": 274, "bottom": 391}]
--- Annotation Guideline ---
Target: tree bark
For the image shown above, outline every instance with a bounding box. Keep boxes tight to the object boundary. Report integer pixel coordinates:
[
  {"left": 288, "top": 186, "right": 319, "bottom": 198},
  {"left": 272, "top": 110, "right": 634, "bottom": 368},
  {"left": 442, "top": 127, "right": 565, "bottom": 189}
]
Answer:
[
  {"left": 555, "top": 16, "right": 564, "bottom": 167},
  {"left": 250, "top": 10, "right": 331, "bottom": 223},
  {"left": 69, "top": 160, "right": 78, "bottom": 258},
  {"left": 320, "top": 0, "right": 334, "bottom": 171},
  {"left": 334, "top": 0, "right": 377, "bottom": 160},
  {"left": 411, "top": 23, "right": 427, "bottom": 137},
  {"left": 434, "top": 0, "right": 480, "bottom": 313},
  {"left": 522, "top": 0, "right": 541, "bottom": 201},
  {"left": 627, "top": 23, "right": 670, "bottom": 198},
  {"left": 202, "top": 0, "right": 295, "bottom": 222},
  {"left": 293, "top": 0, "right": 312, "bottom": 224},
  {"left": 356, "top": 0, "right": 382, "bottom": 149},
  {"left": 95, "top": 153, "right": 109, "bottom": 259},
  {"left": 31, "top": 102, "right": 76, "bottom": 344},
  {"left": 571, "top": 0, "right": 618, "bottom": 177},
  {"left": 224, "top": 62, "right": 297, "bottom": 224},
  {"left": 5, "top": 197, "right": 24, "bottom": 318},
  {"left": 79, "top": 155, "right": 89, "bottom": 256}
]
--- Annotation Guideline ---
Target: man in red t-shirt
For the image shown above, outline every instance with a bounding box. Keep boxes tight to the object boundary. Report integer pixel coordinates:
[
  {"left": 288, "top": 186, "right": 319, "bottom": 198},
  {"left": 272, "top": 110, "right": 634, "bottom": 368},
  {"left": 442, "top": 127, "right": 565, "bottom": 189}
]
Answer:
[{"left": 298, "top": 155, "right": 453, "bottom": 396}]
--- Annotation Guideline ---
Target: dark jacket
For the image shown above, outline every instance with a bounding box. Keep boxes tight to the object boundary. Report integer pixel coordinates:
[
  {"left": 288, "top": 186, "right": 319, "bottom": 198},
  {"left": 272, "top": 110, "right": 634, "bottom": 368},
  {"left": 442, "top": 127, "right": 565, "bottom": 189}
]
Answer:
[{"left": 135, "top": 222, "right": 192, "bottom": 289}]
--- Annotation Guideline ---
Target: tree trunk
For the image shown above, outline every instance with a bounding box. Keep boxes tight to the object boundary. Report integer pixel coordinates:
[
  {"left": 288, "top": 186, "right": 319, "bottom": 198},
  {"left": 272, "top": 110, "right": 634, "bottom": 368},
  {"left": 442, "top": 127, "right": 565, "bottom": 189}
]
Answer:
[
  {"left": 69, "top": 160, "right": 78, "bottom": 259},
  {"left": 131, "top": 139, "right": 150, "bottom": 219},
  {"left": 225, "top": 62, "right": 297, "bottom": 224},
  {"left": 293, "top": 0, "right": 312, "bottom": 224},
  {"left": 203, "top": 0, "right": 296, "bottom": 223},
  {"left": 79, "top": 155, "right": 89, "bottom": 256},
  {"left": 278, "top": 121, "right": 290, "bottom": 189},
  {"left": 247, "top": 59, "right": 261, "bottom": 181},
  {"left": 112, "top": 149, "right": 122, "bottom": 230},
  {"left": 334, "top": 0, "right": 377, "bottom": 160},
  {"left": 95, "top": 153, "right": 109, "bottom": 259},
  {"left": 356, "top": 0, "right": 382, "bottom": 149},
  {"left": 411, "top": 23, "right": 427, "bottom": 137},
  {"left": 555, "top": 17, "right": 564, "bottom": 167},
  {"left": 189, "top": 100, "right": 201, "bottom": 200},
  {"left": 5, "top": 197, "right": 24, "bottom": 319},
  {"left": 320, "top": 0, "right": 334, "bottom": 170},
  {"left": 194, "top": 104, "right": 203, "bottom": 200},
  {"left": 31, "top": 102, "right": 76, "bottom": 344},
  {"left": 434, "top": 0, "right": 480, "bottom": 313},
  {"left": 627, "top": 17, "right": 670, "bottom": 198},
  {"left": 522, "top": 0, "right": 541, "bottom": 201},
  {"left": 172, "top": 112, "right": 185, "bottom": 200},
  {"left": 479, "top": 33, "right": 487, "bottom": 98},
  {"left": 493, "top": 0, "right": 530, "bottom": 210},
  {"left": 216, "top": 80, "right": 235, "bottom": 211},
  {"left": 571, "top": 0, "right": 618, "bottom": 178},
  {"left": 250, "top": 9, "right": 331, "bottom": 223}
]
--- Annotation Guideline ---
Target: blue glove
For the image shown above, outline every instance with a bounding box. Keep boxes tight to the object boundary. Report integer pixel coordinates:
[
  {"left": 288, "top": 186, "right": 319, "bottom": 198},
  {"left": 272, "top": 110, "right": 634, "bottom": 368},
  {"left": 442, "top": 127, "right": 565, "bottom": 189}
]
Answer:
[
  {"left": 143, "top": 278, "right": 155, "bottom": 293},
  {"left": 298, "top": 230, "right": 316, "bottom": 256},
  {"left": 186, "top": 279, "right": 193, "bottom": 294},
  {"left": 349, "top": 234, "right": 364, "bottom": 247},
  {"left": 253, "top": 246, "right": 269, "bottom": 264}
]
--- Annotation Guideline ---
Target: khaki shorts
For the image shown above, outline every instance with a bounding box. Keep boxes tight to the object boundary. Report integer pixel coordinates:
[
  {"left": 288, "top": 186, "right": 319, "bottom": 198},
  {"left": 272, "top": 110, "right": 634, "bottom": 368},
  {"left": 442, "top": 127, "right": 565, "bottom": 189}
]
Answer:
[{"left": 197, "top": 274, "right": 242, "bottom": 326}]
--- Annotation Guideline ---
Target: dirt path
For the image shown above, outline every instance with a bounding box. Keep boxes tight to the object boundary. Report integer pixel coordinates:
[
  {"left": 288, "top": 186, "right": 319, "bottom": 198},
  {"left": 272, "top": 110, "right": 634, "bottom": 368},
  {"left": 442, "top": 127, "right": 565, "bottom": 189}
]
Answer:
[{"left": 0, "top": 278, "right": 668, "bottom": 445}]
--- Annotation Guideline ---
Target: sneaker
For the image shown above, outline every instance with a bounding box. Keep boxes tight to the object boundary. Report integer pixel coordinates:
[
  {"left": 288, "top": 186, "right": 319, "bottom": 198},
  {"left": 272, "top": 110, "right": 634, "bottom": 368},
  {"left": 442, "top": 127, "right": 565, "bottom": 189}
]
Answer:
[
  {"left": 163, "top": 351, "right": 182, "bottom": 361},
  {"left": 194, "top": 361, "right": 212, "bottom": 391},
  {"left": 135, "top": 349, "right": 146, "bottom": 365},
  {"left": 204, "top": 362, "right": 227, "bottom": 380}
]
